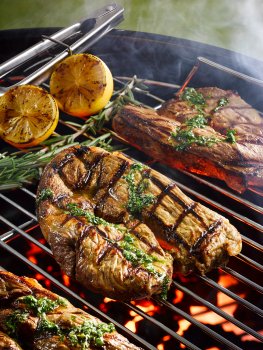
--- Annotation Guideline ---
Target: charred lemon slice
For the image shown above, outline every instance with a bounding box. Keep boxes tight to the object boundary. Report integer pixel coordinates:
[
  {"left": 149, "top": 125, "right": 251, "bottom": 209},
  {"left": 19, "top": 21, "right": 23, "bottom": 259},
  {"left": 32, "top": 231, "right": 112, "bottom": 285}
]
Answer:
[
  {"left": 49, "top": 53, "right": 113, "bottom": 118},
  {"left": 0, "top": 85, "right": 59, "bottom": 148}
]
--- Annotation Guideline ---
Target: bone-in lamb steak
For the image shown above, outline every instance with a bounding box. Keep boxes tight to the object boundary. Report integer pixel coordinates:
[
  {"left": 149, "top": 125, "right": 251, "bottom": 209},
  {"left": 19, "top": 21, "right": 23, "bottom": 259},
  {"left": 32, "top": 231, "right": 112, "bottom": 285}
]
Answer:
[{"left": 112, "top": 87, "right": 263, "bottom": 193}]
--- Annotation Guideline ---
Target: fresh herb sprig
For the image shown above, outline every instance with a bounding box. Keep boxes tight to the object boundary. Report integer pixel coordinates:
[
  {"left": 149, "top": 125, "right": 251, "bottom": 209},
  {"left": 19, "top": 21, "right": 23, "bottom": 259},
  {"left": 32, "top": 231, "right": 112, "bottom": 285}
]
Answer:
[{"left": 0, "top": 133, "right": 112, "bottom": 191}]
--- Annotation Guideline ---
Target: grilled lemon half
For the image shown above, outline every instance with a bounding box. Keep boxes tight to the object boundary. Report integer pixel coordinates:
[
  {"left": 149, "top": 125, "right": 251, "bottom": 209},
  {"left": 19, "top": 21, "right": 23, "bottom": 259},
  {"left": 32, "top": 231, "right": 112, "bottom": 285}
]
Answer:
[
  {"left": 49, "top": 53, "right": 114, "bottom": 118},
  {"left": 0, "top": 85, "right": 59, "bottom": 148}
]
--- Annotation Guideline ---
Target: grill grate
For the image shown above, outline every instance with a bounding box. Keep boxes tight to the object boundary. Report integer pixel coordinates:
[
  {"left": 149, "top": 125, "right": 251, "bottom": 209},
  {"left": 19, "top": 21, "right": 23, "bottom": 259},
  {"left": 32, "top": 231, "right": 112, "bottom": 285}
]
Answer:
[{"left": 0, "top": 74, "right": 262, "bottom": 350}]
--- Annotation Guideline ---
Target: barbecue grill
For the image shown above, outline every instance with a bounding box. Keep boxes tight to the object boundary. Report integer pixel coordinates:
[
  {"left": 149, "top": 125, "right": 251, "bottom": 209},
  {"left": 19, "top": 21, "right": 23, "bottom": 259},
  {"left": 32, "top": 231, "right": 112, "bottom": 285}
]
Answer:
[{"left": 0, "top": 8, "right": 262, "bottom": 349}]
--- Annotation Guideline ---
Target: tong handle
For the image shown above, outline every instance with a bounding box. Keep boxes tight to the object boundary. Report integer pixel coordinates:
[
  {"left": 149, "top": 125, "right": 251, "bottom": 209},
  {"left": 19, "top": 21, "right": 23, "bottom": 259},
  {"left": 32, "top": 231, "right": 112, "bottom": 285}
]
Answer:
[
  {"left": 0, "top": 22, "right": 81, "bottom": 79},
  {"left": 0, "top": 3, "right": 124, "bottom": 94}
]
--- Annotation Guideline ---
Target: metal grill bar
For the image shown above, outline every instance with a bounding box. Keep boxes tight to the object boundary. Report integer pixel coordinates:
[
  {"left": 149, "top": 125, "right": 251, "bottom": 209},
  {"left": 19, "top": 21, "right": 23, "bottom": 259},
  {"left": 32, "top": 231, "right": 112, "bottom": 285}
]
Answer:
[
  {"left": 236, "top": 253, "right": 263, "bottom": 272},
  {"left": 222, "top": 267, "right": 263, "bottom": 294},
  {"left": 0, "top": 219, "right": 35, "bottom": 242},
  {"left": 0, "top": 215, "right": 51, "bottom": 254},
  {"left": 172, "top": 280, "right": 263, "bottom": 342},
  {"left": 198, "top": 275, "right": 263, "bottom": 316},
  {"left": 124, "top": 301, "right": 202, "bottom": 350},
  {"left": 0, "top": 193, "right": 37, "bottom": 221},
  {"left": 179, "top": 169, "right": 263, "bottom": 214},
  {"left": 158, "top": 299, "right": 242, "bottom": 350}
]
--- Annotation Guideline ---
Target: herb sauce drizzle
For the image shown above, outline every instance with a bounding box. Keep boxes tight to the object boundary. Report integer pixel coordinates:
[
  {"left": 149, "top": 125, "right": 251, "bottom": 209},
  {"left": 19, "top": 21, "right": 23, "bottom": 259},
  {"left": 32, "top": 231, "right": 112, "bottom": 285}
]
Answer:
[
  {"left": 4, "top": 294, "right": 115, "bottom": 349},
  {"left": 37, "top": 188, "right": 53, "bottom": 203},
  {"left": 66, "top": 202, "right": 169, "bottom": 299},
  {"left": 123, "top": 163, "right": 155, "bottom": 216},
  {"left": 170, "top": 87, "right": 236, "bottom": 150}
]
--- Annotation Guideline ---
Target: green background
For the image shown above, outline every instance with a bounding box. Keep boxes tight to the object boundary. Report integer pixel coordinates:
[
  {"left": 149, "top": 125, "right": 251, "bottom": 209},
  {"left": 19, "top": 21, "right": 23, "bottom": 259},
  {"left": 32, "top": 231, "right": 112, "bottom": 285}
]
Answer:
[{"left": 0, "top": 0, "right": 263, "bottom": 60}]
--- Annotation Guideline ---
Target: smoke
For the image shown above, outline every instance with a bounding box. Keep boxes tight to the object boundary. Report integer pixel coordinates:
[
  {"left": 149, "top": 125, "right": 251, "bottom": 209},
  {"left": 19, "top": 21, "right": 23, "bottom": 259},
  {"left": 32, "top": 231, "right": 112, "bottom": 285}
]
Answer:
[
  {"left": 119, "top": 0, "right": 263, "bottom": 61},
  {"left": 0, "top": 0, "right": 262, "bottom": 62}
]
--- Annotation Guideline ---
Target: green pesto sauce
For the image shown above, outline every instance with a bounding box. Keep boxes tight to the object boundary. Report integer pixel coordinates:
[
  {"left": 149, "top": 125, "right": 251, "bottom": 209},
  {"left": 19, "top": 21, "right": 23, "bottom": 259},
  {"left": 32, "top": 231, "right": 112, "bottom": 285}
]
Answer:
[
  {"left": 37, "top": 316, "right": 60, "bottom": 334},
  {"left": 5, "top": 294, "right": 115, "bottom": 348},
  {"left": 66, "top": 203, "right": 169, "bottom": 299},
  {"left": 160, "top": 276, "right": 170, "bottom": 300},
  {"left": 37, "top": 188, "right": 53, "bottom": 203},
  {"left": 124, "top": 163, "right": 155, "bottom": 216},
  {"left": 66, "top": 320, "right": 115, "bottom": 349},
  {"left": 171, "top": 88, "right": 236, "bottom": 151},
  {"left": 5, "top": 296, "right": 65, "bottom": 337},
  {"left": 21, "top": 295, "right": 66, "bottom": 315},
  {"left": 5, "top": 310, "right": 29, "bottom": 337},
  {"left": 39, "top": 318, "right": 115, "bottom": 349},
  {"left": 180, "top": 87, "right": 206, "bottom": 109},
  {"left": 171, "top": 128, "right": 220, "bottom": 151},
  {"left": 66, "top": 203, "right": 118, "bottom": 229},
  {"left": 185, "top": 114, "right": 208, "bottom": 128},
  {"left": 120, "top": 233, "right": 159, "bottom": 269}
]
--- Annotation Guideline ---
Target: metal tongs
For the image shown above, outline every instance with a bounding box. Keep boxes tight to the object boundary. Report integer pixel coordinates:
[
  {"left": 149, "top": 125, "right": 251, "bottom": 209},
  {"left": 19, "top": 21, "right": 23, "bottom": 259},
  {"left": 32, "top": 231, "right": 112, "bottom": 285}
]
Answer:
[{"left": 0, "top": 3, "right": 124, "bottom": 95}]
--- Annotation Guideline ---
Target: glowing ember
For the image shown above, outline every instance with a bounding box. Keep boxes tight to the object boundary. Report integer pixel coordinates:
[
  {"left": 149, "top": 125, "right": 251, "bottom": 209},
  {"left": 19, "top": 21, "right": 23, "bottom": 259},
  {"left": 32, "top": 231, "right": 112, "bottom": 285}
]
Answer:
[
  {"left": 177, "top": 319, "right": 191, "bottom": 336},
  {"left": 133, "top": 300, "right": 160, "bottom": 315},
  {"left": 173, "top": 289, "right": 184, "bottom": 304},
  {"left": 157, "top": 335, "right": 172, "bottom": 350},
  {"left": 125, "top": 315, "right": 143, "bottom": 332},
  {"left": 62, "top": 273, "right": 71, "bottom": 287}
]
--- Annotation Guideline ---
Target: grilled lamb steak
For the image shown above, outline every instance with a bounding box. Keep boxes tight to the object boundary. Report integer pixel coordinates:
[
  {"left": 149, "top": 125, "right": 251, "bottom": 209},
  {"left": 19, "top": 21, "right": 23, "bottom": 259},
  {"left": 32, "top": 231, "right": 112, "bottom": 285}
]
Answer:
[
  {"left": 112, "top": 87, "right": 263, "bottom": 193},
  {"left": 37, "top": 146, "right": 241, "bottom": 279},
  {"left": 0, "top": 271, "right": 142, "bottom": 350},
  {"left": 36, "top": 146, "right": 173, "bottom": 301}
]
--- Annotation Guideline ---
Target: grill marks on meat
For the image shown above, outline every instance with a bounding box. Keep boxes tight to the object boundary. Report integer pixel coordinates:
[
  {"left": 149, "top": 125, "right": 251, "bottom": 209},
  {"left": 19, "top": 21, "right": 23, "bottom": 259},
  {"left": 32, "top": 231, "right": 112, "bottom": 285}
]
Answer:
[
  {"left": 37, "top": 146, "right": 173, "bottom": 301},
  {"left": 37, "top": 146, "right": 241, "bottom": 280},
  {"left": 0, "top": 271, "right": 143, "bottom": 350},
  {"left": 112, "top": 87, "right": 263, "bottom": 193}
]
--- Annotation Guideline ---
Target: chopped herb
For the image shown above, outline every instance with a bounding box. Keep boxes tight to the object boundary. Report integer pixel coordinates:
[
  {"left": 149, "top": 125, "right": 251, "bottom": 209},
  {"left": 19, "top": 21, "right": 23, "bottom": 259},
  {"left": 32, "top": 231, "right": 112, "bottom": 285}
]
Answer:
[
  {"left": 65, "top": 203, "right": 169, "bottom": 298},
  {"left": 66, "top": 203, "right": 125, "bottom": 232},
  {"left": 120, "top": 233, "right": 159, "bottom": 268},
  {"left": 119, "top": 233, "right": 170, "bottom": 299},
  {"left": 214, "top": 97, "right": 229, "bottom": 112},
  {"left": 5, "top": 294, "right": 115, "bottom": 348},
  {"left": 66, "top": 320, "right": 115, "bottom": 349},
  {"left": 171, "top": 128, "right": 220, "bottom": 151},
  {"left": 37, "top": 315, "right": 61, "bottom": 334},
  {"left": 124, "top": 163, "right": 155, "bottom": 216},
  {"left": 38, "top": 317, "right": 115, "bottom": 348},
  {"left": 225, "top": 129, "right": 237, "bottom": 143},
  {"left": 5, "top": 310, "right": 29, "bottom": 337},
  {"left": 159, "top": 276, "right": 170, "bottom": 300},
  {"left": 37, "top": 188, "right": 53, "bottom": 203},
  {"left": 20, "top": 295, "right": 66, "bottom": 316},
  {"left": 170, "top": 91, "right": 235, "bottom": 151},
  {"left": 185, "top": 114, "right": 208, "bottom": 128},
  {"left": 180, "top": 87, "right": 206, "bottom": 109}
]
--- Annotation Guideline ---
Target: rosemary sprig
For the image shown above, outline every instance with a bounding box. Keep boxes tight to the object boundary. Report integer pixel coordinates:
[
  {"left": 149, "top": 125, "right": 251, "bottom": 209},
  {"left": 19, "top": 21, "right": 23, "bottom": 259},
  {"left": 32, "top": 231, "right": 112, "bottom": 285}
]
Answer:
[{"left": 0, "top": 133, "right": 112, "bottom": 191}]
